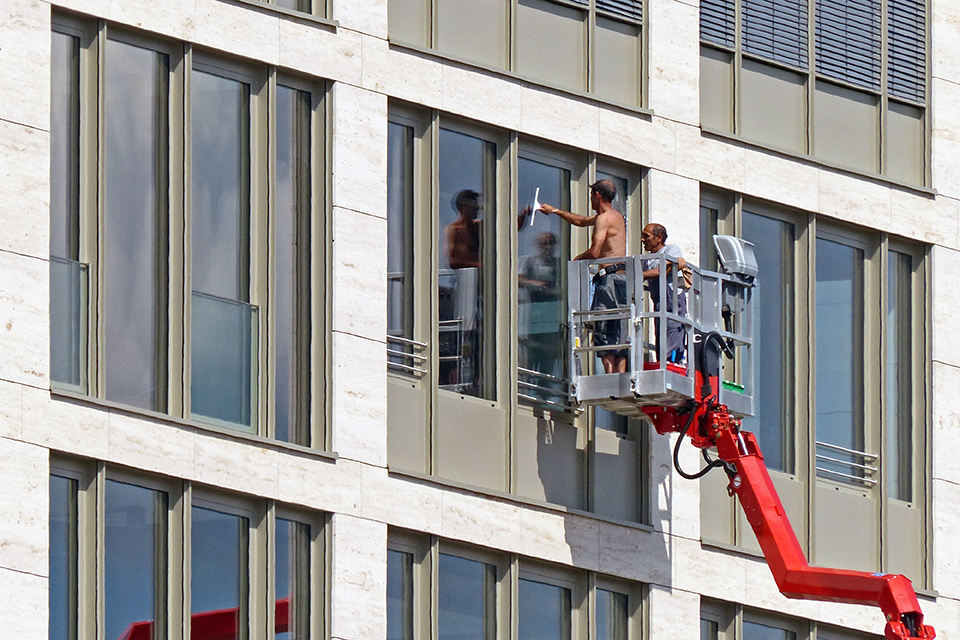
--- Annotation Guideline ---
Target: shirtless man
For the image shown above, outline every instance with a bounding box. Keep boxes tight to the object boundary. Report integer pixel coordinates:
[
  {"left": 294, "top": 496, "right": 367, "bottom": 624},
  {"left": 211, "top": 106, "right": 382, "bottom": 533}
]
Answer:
[{"left": 540, "top": 179, "right": 628, "bottom": 373}]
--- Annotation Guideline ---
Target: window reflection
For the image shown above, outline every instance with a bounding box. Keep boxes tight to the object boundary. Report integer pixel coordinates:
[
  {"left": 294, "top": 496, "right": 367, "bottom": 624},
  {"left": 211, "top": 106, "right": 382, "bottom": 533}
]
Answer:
[
  {"left": 276, "top": 518, "right": 310, "bottom": 640},
  {"left": 438, "top": 554, "right": 496, "bottom": 640},
  {"left": 887, "top": 250, "right": 912, "bottom": 501},
  {"left": 742, "top": 212, "right": 794, "bottom": 472},
  {"left": 518, "top": 578, "right": 571, "bottom": 640},
  {"left": 387, "top": 550, "right": 414, "bottom": 640},
  {"left": 517, "top": 158, "right": 569, "bottom": 407},
  {"left": 438, "top": 129, "right": 495, "bottom": 400},
  {"left": 191, "top": 507, "right": 248, "bottom": 638},
  {"left": 742, "top": 620, "right": 796, "bottom": 640},
  {"left": 700, "top": 618, "right": 719, "bottom": 640},
  {"left": 49, "top": 475, "right": 77, "bottom": 640},
  {"left": 50, "top": 31, "right": 80, "bottom": 263},
  {"left": 103, "top": 39, "right": 168, "bottom": 412},
  {"left": 596, "top": 588, "right": 627, "bottom": 640},
  {"left": 105, "top": 480, "right": 167, "bottom": 640},
  {"left": 387, "top": 122, "right": 414, "bottom": 343},
  {"left": 274, "top": 85, "right": 311, "bottom": 444},
  {"left": 815, "top": 238, "right": 865, "bottom": 479}
]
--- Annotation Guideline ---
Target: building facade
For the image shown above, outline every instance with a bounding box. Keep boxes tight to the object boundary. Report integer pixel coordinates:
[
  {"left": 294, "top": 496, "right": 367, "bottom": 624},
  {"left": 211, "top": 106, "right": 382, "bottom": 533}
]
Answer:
[{"left": 0, "top": 0, "right": 957, "bottom": 637}]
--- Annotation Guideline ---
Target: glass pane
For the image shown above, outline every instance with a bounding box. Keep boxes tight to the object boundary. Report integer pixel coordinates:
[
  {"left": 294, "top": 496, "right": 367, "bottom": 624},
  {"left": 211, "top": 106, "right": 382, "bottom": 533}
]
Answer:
[
  {"left": 105, "top": 480, "right": 167, "bottom": 640},
  {"left": 276, "top": 518, "right": 310, "bottom": 640},
  {"left": 387, "top": 122, "right": 414, "bottom": 343},
  {"left": 49, "top": 475, "right": 77, "bottom": 640},
  {"left": 190, "top": 292, "right": 259, "bottom": 430},
  {"left": 596, "top": 589, "right": 628, "bottom": 640},
  {"left": 517, "top": 157, "right": 569, "bottom": 406},
  {"left": 700, "top": 618, "right": 719, "bottom": 640},
  {"left": 387, "top": 550, "right": 414, "bottom": 640},
  {"left": 274, "top": 85, "right": 311, "bottom": 444},
  {"left": 743, "top": 620, "right": 796, "bottom": 640},
  {"left": 438, "top": 553, "right": 496, "bottom": 640},
  {"left": 815, "top": 238, "right": 865, "bottom": 479},
  {"left": 50, "top": 258, "right": 88, "bottom": 391},
  {"left": 103, "top": 39, "right": 168, "bottom": 411},
  {"left": 191, "top": 507, "right": 248, "bottom": 638},
  {"left": 438, "top": 128, "right": 495, "bottom": 400},
  {"left": 595, "top": 172, "right": 628, "bottom": 221},
  {"left": 275, "top": 0, "right": 311, "bottom": 11},
  {"left": 191, "top": 69, "right": 250, "bottom": 302},
  {"left": 50, "top": 30, "right": 80, "bottom": 262},
  {"left": 742, "top": 212, "right": 794, "bottom": 472},
  {"left": 518, "top": 578, "right": 571, "bottom": 640},
  {"left": 887, "top": 250, "right": 912, "bottom": 501},
  {"left": 699, "top": 205, "right": 719, "bottom": 272}
]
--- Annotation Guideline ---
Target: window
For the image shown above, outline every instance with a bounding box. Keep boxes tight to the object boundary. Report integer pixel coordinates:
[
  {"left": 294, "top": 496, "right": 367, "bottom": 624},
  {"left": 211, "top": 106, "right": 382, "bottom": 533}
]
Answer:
[
  {"left": 49, "top": 458, "right": 326, "bottom": 640},
  {"left": 701, "top": 601, "right": 879, "bottom": 640},
  {"left": 388, "top": 0, "right": 644, "bottom": 107},
  {"left": 699, "top": 190, "right": 928, "bottom": 586},
  {"left": 386, "top": 106, "right": 648, "bottom": 523},
  {"left": 387, "top": 532, "right": 642, "bottom": 640},
  {"left": 699, "top": 0, "right": 928, "bottom": 185},
  {"left": 49, "top": 17, "right": 323, "bottom": 445}
]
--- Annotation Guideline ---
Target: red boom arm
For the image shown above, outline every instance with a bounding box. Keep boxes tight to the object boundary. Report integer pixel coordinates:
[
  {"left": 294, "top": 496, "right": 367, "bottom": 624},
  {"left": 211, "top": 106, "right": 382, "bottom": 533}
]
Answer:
[{"left": 643, "top": 364, "right": 935, "bottom": 640}]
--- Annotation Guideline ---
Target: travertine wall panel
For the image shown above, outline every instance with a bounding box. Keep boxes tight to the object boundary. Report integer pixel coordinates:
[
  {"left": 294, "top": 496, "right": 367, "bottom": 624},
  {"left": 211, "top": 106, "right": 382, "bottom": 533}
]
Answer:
[
  {"left": 0, "top": 121, "right": 49, "bottom": 260},
  {"left": 21, "top": 389, "right": 110, "bottom": 458},
  {"left": 195, "top": 0, "right": 280, "bottom": 65},
  {"left": 107, "top": 412, "right": 196, "bottom": 479},
  {"left": 932, "top": 477, "right": 960, "bottom": 595},
  {"left": 890, "top": 190, "right": 959, "bottom": 249},
  {"left": 818, "top": 169, "right": 894, "bottom": 231},
  {"left": 333, "top": 0, "right": 387, "bottom": 39},
  {"left": 0, "top": 438, "right": 48, "bottom": 576},
  {"left": 440, "top": 489, "right": 523, "bottom": 551},
  {"left": 647, "top": 585, "right": 700, "bottom": 640},
  {"left": 0, "top": 379, "right": 23, "bottom": 439},
  {"left": 109, "top": 0, "right": 197, "bottom": 41},
  {"left": 520, "top": 85, "right": 600, "bottom": 153},
  {"left": 676, "top": 125, "right": 747, "bottom": 195},
  {"left": 646, "top": 169, "right": 700, "bottom": 263},
  {"left": 518, "top": 508, "right": 600, "bottom": 569},
  {"left": 932, "top": 246, "right": 960, "bottom": 368},
  {"left": 331, "top": 514, "right": 387, "bottom": 640},
  {"left": 193, "top": 430, "right": 280, "bottom": 496},
  {"left": 332, "top": 84, "right": 387, "bottom": 216},
  {"left": 279, "top": 20, "right": 362, "bottom": 85},
  {"left": 597, "top": 520, "right": 670, "bottom": 584},
  {"left": 278, "top": 454, "right": 362, "bottom": 515},
  {"left": 330, "top": 331, "right": 387, "bottom": 465},
  {"left": 0, "top": 0, "right": 49, "bottom": 131},
  {"left": 443, "top": 64, "right": 522, "bottom": 132},
  {"left": 363, "top": 37, "right": 443, "bottom": 107},
  {"left": 930, "top": 77, "right": 960, "bottom": 198},
  {"left": 0, "top": 252, "right": 48, "bottom": 388},
  {"left": 332, "top": 207, "right": 387, "bottom": 340},
  {"left": 0, "top": 566, "right": 48, "bottom": 638},
  {"left": 598, "top": 111, "right": 677, "bottom": 175},
  {"left": 743, "top": 149, "right": 820, "bottom": 214},
  {"left": 647, "top": 0, "right": 699, "bottom": 125},
  {"left": 361, "top": 466, "right": 444, "bottom": 532},
  {"left": 933, "top": 362, "right": 960, "bottom": 483}
]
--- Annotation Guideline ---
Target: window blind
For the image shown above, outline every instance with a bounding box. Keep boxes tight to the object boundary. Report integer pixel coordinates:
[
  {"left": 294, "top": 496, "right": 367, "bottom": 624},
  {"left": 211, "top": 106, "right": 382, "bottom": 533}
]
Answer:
[
  {"left": 815, "top": 0, "right": 882, "bottom": 91},
  {"left": 888, "top": 0, "right": 925, "bottom": 102},
  {"left": 598, "top": 0, "right": 642, "bottom": 23},
  {"left": 743, "top": 0, "right": 808, "bottom": 68},
  {"left": 701, "top": 0, "right": 735, "bottom": 48}
]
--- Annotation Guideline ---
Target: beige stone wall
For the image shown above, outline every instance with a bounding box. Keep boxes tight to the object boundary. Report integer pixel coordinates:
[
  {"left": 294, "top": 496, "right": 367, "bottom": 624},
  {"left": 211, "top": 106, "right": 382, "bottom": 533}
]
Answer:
[{"left": 1, "top": 0, "right": 958, "bottom": 637}]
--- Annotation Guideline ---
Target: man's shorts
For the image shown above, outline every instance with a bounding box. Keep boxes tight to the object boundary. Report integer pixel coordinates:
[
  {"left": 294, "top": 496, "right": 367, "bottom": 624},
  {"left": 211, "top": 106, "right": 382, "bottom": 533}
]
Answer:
[{"left": 592, "top": 271, "right": 628, "bottom": 358}]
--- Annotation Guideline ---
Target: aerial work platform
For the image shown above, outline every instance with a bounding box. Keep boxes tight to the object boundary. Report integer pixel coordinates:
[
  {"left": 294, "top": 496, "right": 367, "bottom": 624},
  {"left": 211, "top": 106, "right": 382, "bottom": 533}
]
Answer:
[{"left": 567, "top": 235, "right": 756, "bottom": 417}]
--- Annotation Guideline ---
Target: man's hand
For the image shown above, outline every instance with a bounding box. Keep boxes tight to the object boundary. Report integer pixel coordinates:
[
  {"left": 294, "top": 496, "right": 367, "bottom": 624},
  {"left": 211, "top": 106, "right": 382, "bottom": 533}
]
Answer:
[{"left": 540, "top": 203, "right": 557, "bottom": 215}]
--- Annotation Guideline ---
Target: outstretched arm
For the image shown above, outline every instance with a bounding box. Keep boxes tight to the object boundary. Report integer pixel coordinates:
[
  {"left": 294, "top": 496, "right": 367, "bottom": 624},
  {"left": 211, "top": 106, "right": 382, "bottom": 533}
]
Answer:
[{"left": 540, "top": 203, "right": 597, "bottom": 228}]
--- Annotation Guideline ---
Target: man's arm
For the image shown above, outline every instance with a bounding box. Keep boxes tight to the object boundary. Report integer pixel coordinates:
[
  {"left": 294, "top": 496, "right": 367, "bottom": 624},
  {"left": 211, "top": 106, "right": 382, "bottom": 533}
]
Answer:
[
  {"left": 643, "top": 249, "right": 686, "bottom": 279},
  {"left": 575, "top": 216, "right": 610, "bottom": 260},
  {"left": 540, "top": 203, "right": 597, "bottom": 228}
]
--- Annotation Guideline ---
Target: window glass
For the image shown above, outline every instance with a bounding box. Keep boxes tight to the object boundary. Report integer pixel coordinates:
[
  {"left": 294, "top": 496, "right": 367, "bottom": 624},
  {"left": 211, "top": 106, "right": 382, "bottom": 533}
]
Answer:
[
  {"left": 387, "top": 550, "right": 414, "bottom": 640},
  {"left": 887, "top": 250, "right": 912, "bottom": 501},
  {"left": 49, "top": 475, "right": 77, "bottom": 640},
  {"left": 438, "top": 553, "right": 496, "bottom": 640},
  {"left": 275, "top": 0, "right": 311, "bottom": 11},
  {"left": 815, "top": 237, "right": 865, "bottom": 480},
  {"left": 742, "top": 620, "right": 796, "bottom": 640},
  {"left": 190, "top": 69, "right": 257, "bottom": 429},
  {"left": 274, "top": 85, "right": 311, "bottom": 444},
  {"left": 518, "top": 578, "right": 571, "bottom": 640},
  {"left": 50, "top": 30, "right": 86, "bottom": 392},
  {"left": 742, "top": 212, "right": 794, "bottom": 472},
  {"left": 103, "top": 39, "right": 168, "bottom": 411},
  {"left": 437, "top": 128, "right": 496, "bottom": 400},
  {"left": 700, "top": 618, "right": 719, "bottom": 640},
  {"left": 104, "top": 480, "right": 167, "bottom": 640},
  {"left": 517, "top": 157, "right": 569, "bottom": 407},
  {"left": 387, "top": 122, "right": 415, "bottom": 343},
  {"left": 596, "top": 588, "right": 628, "bottom": 640},
  {"left": 276, "top": 518, "right": 310, "bottom": 639},
  {"left": 191, "top": 506, "right": 248, "bottom": 633}
]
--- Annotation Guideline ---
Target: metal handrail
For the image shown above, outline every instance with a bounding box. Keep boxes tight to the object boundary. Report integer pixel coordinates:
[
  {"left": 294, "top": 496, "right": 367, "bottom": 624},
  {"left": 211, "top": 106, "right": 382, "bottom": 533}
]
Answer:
[
  {"left": 815, "top": 466, "right": 879, "bottom": 487},
  {"left": 388, "top": 334, "right": 427, "bottom": 348},
  {"left": 518, "top": 367, "right": 567, "bottom": 385},
  {"left": 815, "top": 453, "right": 878, "bottom": 474},
  {"left": 387, "top": 333, "right": 428, "bottom": 378},
  {"left": 815, "top": 440, "right": 878, "bottom": 461}
]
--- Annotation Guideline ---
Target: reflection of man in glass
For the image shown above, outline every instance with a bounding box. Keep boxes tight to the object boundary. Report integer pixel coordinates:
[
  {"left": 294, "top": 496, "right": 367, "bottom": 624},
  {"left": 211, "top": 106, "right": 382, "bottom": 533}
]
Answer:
[
  {"left": 540, "top": 180, "right": 628, "bottom": 374},
  {"left": 444, "top": 189, "right": 482, "bottom": 269},
  {"left": 519, "top": 232, "right": 562, "bottom": 377},
  {"left": 439, "top": 189, "right": 483, "bottom": 390}
]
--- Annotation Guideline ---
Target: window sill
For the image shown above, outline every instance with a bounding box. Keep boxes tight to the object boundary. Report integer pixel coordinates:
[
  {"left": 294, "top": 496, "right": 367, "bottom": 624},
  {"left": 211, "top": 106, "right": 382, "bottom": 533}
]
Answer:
[
  {"left": 387, "top": 39, "right": 655, "bottom": 120},
  {"left": 387, "top": 466, "right": 656, "bottom": 533},
  {"left": 213, "top": 0, "right": 339, "bottom": 30},
  {"left": 49, "top": 387, "right": 338, "bottom": 463},
  {"left": 699, "top": 125, "right": 936, "bottom": 198}
]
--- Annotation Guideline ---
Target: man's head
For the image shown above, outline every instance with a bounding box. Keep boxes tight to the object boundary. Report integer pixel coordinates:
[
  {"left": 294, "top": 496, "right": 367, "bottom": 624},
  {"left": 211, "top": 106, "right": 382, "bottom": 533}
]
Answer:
[
  {"left": 641, "top": 223, "right": 668, "bottom": 252},
  {"left": 536, "top": 232, "right": 558, "bottom": 257},
  {"left": 589, "top": 179, "right": 617, "bottom": 206},
  {"left": 455, "top": 189, "right": 482, "bottom": 219}
]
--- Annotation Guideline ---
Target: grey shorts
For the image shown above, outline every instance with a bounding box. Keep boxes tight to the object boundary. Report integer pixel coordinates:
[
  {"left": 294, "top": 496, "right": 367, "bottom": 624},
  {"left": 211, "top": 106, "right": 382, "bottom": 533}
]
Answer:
[{"left": 592, "top": 271, "right": 628, "bottom": 358}]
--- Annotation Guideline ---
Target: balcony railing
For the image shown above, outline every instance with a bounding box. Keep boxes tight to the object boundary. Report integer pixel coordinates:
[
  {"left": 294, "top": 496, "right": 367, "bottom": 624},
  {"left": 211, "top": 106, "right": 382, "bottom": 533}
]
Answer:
[{"left": 815, "top": 440, "right": 878, "bottom": 487}]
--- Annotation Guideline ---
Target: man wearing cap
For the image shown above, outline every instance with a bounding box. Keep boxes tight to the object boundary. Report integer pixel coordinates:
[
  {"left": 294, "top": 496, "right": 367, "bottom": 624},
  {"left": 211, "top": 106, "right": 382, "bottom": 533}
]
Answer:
[{"left": 540, "top": 179, "right": 628, "bottom": 374}]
